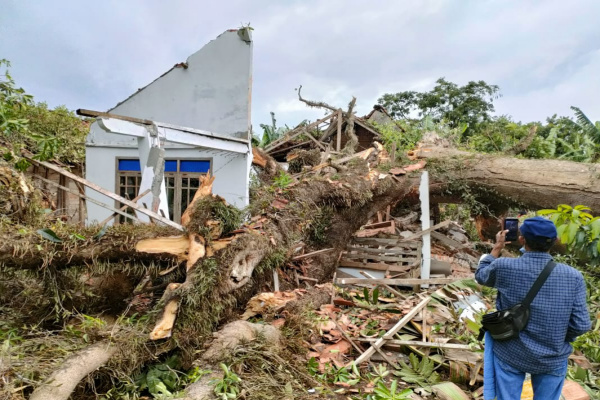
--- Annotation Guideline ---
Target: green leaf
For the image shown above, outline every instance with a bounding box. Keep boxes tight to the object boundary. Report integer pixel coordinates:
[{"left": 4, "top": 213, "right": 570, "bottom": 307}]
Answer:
[
  {"left": 372, "top": 288, "right": 379, "bottom": 304},
  {"left": 568, "top": 223, "right": 580, "bottom": 244},
  {"left": 590, "top": 219, "right": 600, "bottom": 240},
  {"left": 537, "top": 209, "right": 558, "bottom": 216},
  {"left": 37, "top": 228, "right": 63, "bottom": 243},
  {"left": 431, "top": 382, "right": 470, "bottom": 400}
]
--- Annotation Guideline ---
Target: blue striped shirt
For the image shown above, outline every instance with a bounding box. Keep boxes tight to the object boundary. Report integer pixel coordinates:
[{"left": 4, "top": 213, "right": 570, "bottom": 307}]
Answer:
[{"left": 476, "top": 251, "right": 591, "bottom": 374}]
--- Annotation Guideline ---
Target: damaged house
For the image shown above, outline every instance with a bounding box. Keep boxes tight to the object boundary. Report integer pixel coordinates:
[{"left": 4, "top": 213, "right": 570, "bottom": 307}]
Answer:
[{"left": 83, "top": 28, "right": 253, "bottom": 225}]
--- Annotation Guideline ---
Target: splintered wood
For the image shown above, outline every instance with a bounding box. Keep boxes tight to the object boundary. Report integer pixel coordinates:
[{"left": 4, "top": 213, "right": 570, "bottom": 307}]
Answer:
[{"left": 135, "top": 173, "right": 238, "bottom": 340}]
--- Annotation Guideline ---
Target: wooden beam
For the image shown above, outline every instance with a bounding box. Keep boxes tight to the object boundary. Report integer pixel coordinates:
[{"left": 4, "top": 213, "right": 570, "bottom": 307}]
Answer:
[
  {"left": 33, "top": 175, "right": 142, "bottom": 223},
  {"left": 77, "top": 108, "right": 153, "bottom": 125},
  {"left": 356, "top": 339, "right": 475, "bottom": 351},
  {"left": 339, "top": 259, "right": 413, "bottom": 273},
  {"left": 292, "top": 248, "right": 336, "bottom": 260},
  {"left": 265, "top": 112, "right": 335, "bottom": 152},
  {"left": 398, "top": 220, "right": 451, "bottom": 242},
  {"left": 98, "top": 189, "right": 150, "bottom": 226},
  {"left": 304, "top": 130, "right": 327, "bottom": 151},
  {"left": 336, "top": 277, "right": 458, "bottom": 285},
  {"left": 25, "top": 157, "right": 183, "bottom": 231},
  {"left": 360, "top": 271, "right": 403, "bottom": 297},
  {"left": 363, "top": 220, "right": 393, "bottom": 229},
  {"left": 336, "top": 109, "right": 342, "bottom": 151},
  {"left": 354, "top": 237, "right": 418, "bottom": 246},
  {"left": 342, "top": 253, "right": 417, "bottom": 263},
  {"left": 347, "top": 245, "right": 419, "bottom": 256},
  {"left": 351, "top": 296, "right": 431, "bottom": 366}
]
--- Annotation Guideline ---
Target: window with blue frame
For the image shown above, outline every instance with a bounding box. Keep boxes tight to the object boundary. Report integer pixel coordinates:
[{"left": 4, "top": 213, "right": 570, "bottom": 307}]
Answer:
[{"left": 116, "top": 159, "right": 211, "bottom": 223}]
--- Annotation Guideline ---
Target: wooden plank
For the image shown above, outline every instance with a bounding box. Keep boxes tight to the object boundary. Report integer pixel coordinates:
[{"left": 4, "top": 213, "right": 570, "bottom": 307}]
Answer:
[
  {"left": 76, "top": 108, "right": 153, "bottom": 125},
  {"left": 351, "top": 296, "right": 431, "bottom": 366},
  {"left": 336, "top": 278, "right": 458, "bottom": 285},
  {"left": 269, "top": 140, "right": 310, "bottom": 156},
  {"left": 354, "top": 237, "right": 420, "bottom": 246},
  {"left": 360, "top": 271, "right": 403, "bottom": 297},
  {"left": 304, "top": 129, "right": 327, "bottom": 151},
  {"left": 354, "top": 225, "right": 395, "bottom": 238},
  {"left": 335, "top": 148, "right": 373, "bottom": 164},
  {"left": 336, "top": 109, "right": 342, "bottom": 151},
  {"left": 398, "top": 220, "right": 451, "bottom": 242},
  {"left": 33, "top": 175, "right": 142, "bottom": 223},
  {"left": 339, "top": 259, "right": 413, "bottom": 273},
  {"left": 363, "top": 220, "right": 392, "bottom": 229},
  {"left": 343, "top": 252, "right": 418, "bottom": 263},
  {"left": 430, "top": 230, "right": 463, "bottom": 249},
  {"left": 356, "top": 339, "right": 475, "bottom": 351},
  {"left": 265, "top": 112, "right": 335, "bottom": 152},
  {"left": 98, "top": 189, "right": 150, "bottom": 226},
  {"left": 292, "top": 248, "right": 336, "bottom": 260},
  {"left": 346, "top": 246, "right": 419, "bottom": 256},
  {"left": 26, "top": 157, "right": 183, "bottom": 231}
]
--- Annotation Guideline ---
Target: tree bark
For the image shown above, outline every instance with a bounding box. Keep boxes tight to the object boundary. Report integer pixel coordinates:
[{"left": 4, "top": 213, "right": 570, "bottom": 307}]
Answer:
[{"left": 410, "top": 145, "right": 600, "bottom": 213}]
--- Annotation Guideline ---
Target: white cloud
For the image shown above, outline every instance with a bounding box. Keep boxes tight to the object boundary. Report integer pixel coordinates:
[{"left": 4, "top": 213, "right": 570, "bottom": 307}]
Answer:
[{"left": 1, "top": 0, "right": 598, "bottom": 130}]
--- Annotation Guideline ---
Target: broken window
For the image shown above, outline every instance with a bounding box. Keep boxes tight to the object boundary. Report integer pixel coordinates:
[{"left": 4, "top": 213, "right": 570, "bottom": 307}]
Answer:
[{"left": 116, "top": 158, "right": 211, "bottom": 223}]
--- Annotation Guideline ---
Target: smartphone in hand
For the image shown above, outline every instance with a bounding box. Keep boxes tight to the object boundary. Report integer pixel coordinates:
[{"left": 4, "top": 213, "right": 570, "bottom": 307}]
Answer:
[{"left": 503, "top": 218, "right": 519, "bottom": 242}]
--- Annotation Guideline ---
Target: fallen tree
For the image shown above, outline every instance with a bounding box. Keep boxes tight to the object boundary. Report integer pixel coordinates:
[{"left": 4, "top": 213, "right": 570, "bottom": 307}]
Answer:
[
  {"left": 410, "top": 144, "right": 600, "bottom": 213},
  {"left": 2, "top": 136, "right": 600, "bottom": 399}
]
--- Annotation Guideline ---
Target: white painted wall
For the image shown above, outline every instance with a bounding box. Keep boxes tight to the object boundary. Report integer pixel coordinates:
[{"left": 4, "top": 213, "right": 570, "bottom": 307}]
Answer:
[
  {"left": 110, "top": 30, "right": 252, "bottom": 140},
  {"left": 85, "top": 124, "right": 250, "bottom": 224},
  {"left": 84, "top": 29, "right": 253, "bottom": 224}
]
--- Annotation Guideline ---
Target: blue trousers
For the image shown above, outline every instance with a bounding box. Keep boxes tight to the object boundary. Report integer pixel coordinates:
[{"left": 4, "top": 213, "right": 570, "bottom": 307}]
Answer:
[{"left": 493, "top": 356, "right": 567, "bottom": 400}]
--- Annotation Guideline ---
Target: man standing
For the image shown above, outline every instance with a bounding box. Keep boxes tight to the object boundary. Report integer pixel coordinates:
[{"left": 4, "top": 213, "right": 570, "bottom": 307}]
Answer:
[{"left": 476, "top": 217, "right": 591, "bottom": 399}]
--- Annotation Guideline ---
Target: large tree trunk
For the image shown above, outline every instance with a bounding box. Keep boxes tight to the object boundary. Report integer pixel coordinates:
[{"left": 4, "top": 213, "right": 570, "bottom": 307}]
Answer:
[
  {"left": 2, "top": 147, "right": 599, "bottom": 271},
  {"left": 410, "top": 145, "right": 600, "bottom": 213}
]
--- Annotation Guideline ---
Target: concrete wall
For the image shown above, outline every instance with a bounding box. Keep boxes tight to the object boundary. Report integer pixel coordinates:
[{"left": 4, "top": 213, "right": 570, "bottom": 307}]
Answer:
[
  {"left": 84, "top": 29, "right": 253, "bottom": 224},
  {"left": 110, "top": 29, "right": 252, "bottom": 139}
]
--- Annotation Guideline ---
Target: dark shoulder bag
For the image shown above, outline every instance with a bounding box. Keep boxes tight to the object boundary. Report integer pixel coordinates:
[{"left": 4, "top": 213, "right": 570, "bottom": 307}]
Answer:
[{"left": 479, "top": 260, "right": 556, "bottom": 341}]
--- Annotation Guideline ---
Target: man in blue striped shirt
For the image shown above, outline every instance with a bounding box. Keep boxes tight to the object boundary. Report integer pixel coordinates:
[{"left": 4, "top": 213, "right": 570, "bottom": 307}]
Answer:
[{"left": 476, "top": 217, "right": 591, "bottom": 399}]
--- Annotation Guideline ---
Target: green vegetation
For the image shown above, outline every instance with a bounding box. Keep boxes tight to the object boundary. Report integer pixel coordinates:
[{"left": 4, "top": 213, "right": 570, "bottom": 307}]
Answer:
[
  {"left": 377, "top": 78, "right": 599, "bottom": 162},
  {"left": 538, "top": 204, "right": 600, "bottom": 266},
  {"left": 252, "top": 111, "right": 291, "bottom": 148},
  {"left": 0, "top": 59, "right": 89, "bottom": 170}
]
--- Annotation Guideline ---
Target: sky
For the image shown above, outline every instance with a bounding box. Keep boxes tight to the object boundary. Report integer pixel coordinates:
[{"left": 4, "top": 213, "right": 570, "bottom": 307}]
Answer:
[{"left": 2, "top": 0, "right": 599, "bottom": 132}]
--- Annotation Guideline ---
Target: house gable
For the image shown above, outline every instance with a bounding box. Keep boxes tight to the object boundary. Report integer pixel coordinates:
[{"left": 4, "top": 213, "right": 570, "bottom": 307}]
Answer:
[{"left": 109, "top": 29, "right": 252, "bottom": 140}]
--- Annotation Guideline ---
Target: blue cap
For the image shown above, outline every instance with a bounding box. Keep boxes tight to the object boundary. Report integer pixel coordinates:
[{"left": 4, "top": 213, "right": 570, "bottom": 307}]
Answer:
[{"left": 520, "top": 216, "right": 557, "bottom": 242}]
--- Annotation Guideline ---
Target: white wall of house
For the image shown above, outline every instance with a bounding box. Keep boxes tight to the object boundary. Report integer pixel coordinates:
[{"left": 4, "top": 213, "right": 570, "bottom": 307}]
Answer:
[
  {"left": 110, "top": 29, "right": 252, "bottom": 140},
  {"left": 84, "top": 29, "right": 253, "bottom": 225}
]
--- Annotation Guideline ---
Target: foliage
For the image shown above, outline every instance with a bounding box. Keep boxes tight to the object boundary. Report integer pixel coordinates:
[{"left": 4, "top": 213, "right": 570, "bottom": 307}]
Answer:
[
  {"left": 571, "top": 106, "right": 600, "bottom": 144},
  {"left": 378, "top": 78, "right": 500, "bottom": 131},
  {"left": 213, "top": 363, "right": 242, "bottom": 400},
  {"left": 135, "top": 356, "right": 182, "bottom": 398},
  {"left": 0, "top": 59, "right": 33, "bottom": 137},
  {"left": 394, "top": 353, "right": 440, "bottom": 390},
  {"left": 0, "top": 59, "right": 88, "bottom": 170},
  {"left": 253, "top": 111, "right": 291, "bottom": 148},
  {"left": 272, "top": 170, "right": 293, "bottom": 189},
  {"left": 366, "top": 380, "right": 413, "bottom": 400},
  {"left": 537, "top": 205, "right": 600, "bottom": 265}
]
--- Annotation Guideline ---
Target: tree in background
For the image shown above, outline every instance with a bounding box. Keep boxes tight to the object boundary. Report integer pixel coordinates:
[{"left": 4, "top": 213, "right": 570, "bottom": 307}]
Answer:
[
  {"left": 0, "top": 59, "right": 88, "bottom": 169},
  {"left": 378, "top": 78, "right": 500, "bottom": 131}
]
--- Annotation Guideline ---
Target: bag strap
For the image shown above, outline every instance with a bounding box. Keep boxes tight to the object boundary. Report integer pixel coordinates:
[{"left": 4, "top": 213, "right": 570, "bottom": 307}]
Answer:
[{"left": 522, "top": 260, "right": 556, "bottom": 307}]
